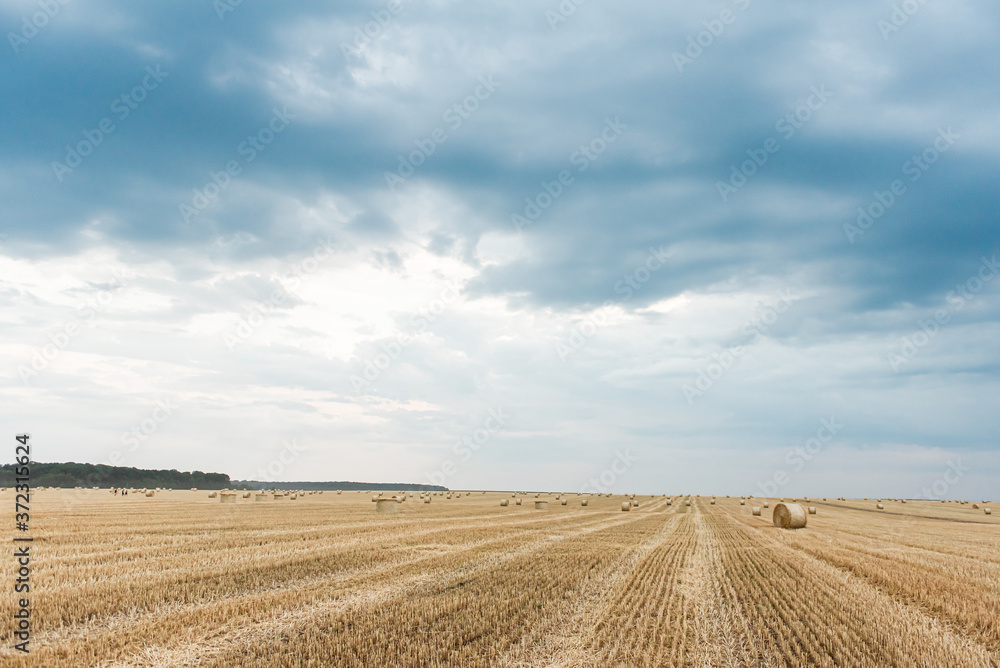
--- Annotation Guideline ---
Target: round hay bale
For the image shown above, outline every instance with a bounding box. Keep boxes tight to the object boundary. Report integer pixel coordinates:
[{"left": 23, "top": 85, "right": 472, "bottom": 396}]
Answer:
[
  {"left": 208, "top": 491, "right": 218, "bottom": 498},
  {"left": 710, "top": 498, "right": 716, "bottom": 505},
  {"left": 581, "top": 498, "right": 588, "bottom": 506},
  {"left": 752, "top": 506, "right": 761, "bottom": 516},
  {"left": 515, "top": 498, "right": 522, "bottom": 505},
  {"left": 375, "top": 499, "right": 398, "bottom": 514},
  {"left": 772, "top": 502, "right": 807, "bottom": 529},
  {"left": 145, "top": 491, "right": 154, "bottom": 497},
  {"left": 973, "top": 503, "right": 980, "bottom": 509},
  {"left": 667, "top": 499, "right": 672, "bottom": 506},
  {"left": 423, "top": 497, "right": 431, "bottom": 504},
  {"left": 561, "top": 498, "right": 568, "bottom": 506},
  {"left": 500, "top": 499, "right": 509, "bottom": 507},
  {"left": 763, "top": 502, "right": 770, "bottom": 509},
  {"left": 877, "top": 503, "right": 884, "bottom": 509},
  {"left": 985, "top": 508, "right": 992, "bottom": 515},
  {"left": 808, "top": 506, "right": 817, "bottom": 515},
  {"left": 621, "top": 502, "right": 631, "bottom": 512},
  {"left": 685, "top": 500, "right": 691, "bottom": 507},
  {"left": 740, "top": 499, "right": 746, "bottom": 505},
  {"left": 242, "top": 492, "right": 251, "bottom": 498},
  {"left": 290, "top": 493, "right": 297, "bottom": 500},
  {"left": 534, "top": 501, "right": 548, "bottom": 510}
]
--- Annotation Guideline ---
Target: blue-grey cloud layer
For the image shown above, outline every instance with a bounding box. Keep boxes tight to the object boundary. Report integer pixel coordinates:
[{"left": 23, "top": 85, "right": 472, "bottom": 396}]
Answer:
[{"left": 2, "top": 0, "right": 998, "bottom": 496}]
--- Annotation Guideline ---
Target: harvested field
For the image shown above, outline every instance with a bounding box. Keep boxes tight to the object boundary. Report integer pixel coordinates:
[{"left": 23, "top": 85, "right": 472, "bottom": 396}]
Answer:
[{"left": 0, "top": 490, "right": 997, "bottom": 667}]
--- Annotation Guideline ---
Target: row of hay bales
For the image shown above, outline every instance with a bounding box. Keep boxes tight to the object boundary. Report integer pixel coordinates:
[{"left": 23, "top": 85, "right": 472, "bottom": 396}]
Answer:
[{"left": 202, "top": 489, "right": 324, "bottom": 502}]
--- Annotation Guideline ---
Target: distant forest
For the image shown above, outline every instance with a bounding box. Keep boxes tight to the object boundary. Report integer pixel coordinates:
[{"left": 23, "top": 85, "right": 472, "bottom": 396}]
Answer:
[
  {"left": 0, "top": 462, "right": 233, "bottom": 489},
  {"left": 0, "top": 462, "right": 449, "bottom": 492}
]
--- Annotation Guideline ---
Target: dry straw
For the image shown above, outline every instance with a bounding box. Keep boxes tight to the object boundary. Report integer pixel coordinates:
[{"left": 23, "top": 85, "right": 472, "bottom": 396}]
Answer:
[
  {"left": 773, "top": 502, "right": 807, "bottom": 529},
  {"left": 220, "top": 493, "right": 236, "bottom": 504},
  {"left": 535, "top": 501, "right": 548, "bottom": 510}
]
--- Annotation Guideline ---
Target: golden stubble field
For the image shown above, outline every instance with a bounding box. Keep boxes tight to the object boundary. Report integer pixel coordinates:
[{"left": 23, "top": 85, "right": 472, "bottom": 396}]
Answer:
[{"left": 0, "top": 489, "right": 997, "bottom": 667}]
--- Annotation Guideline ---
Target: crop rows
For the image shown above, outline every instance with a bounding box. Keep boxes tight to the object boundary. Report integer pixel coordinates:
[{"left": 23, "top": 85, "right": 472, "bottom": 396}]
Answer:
[{"left": 0, "top": 491, "right": 996, "bottom": 666}]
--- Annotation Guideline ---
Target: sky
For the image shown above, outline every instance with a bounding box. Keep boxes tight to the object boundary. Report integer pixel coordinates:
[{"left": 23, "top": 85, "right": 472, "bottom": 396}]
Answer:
[{"left": 1, "top": 0, "right": 998, "bottom": 498}]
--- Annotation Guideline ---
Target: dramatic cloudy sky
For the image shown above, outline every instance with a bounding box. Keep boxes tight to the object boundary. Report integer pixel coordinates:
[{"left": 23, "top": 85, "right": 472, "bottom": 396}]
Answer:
[{"left": 2, "top": 0, "right": 998, "bottom": 497}]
